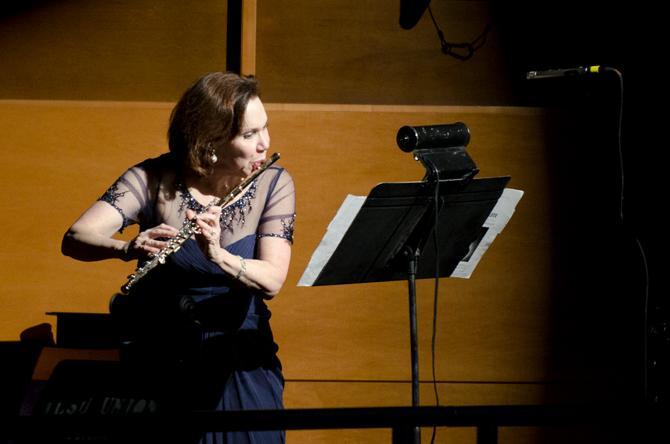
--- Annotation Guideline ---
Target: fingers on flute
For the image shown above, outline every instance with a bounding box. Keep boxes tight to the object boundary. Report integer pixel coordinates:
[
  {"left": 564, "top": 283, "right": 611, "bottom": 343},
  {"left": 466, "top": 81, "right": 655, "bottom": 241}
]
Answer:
[
  {"left": 206, "top": 206, "right": 222, "bottom": 217},
  {"left": 157, "top": 223, "right": 179, "bottom": 234},
  {"left": 148, "top": 227, "right": 178, "bottom": 239}
]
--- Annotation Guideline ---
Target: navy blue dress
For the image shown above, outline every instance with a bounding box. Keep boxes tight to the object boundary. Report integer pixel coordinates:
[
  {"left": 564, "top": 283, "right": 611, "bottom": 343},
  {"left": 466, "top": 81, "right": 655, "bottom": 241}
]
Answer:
[{"left": 101, "top": 154, "right": 295, "bottom": 443}]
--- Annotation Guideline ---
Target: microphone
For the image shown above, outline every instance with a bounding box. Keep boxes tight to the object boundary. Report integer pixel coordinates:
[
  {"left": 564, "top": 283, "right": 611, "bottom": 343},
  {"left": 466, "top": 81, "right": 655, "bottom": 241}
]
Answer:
[{"left": 526, "top": 65, "right": 604, "bottom": 80}]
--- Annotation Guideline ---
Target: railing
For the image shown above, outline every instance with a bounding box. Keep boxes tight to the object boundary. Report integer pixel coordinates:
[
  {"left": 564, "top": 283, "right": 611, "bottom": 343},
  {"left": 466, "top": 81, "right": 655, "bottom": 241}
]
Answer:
[{"left": 3, "top": 404, "right": 666, "bottom": 444}]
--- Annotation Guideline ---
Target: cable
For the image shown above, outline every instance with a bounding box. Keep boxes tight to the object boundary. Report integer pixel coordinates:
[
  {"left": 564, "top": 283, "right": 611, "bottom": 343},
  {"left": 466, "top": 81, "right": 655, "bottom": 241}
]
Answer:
[
  {"left": 608, "top": 67, "right": 624, "bottom": 223},
  {"left": 426, "top": 3, "right": 493, "bottom": 61},
  {"left": 605, "top": 67, "right": 650, "bottom": 402},
  {"left": 600, "top": 67, "right": 650, "bottom": 402}
]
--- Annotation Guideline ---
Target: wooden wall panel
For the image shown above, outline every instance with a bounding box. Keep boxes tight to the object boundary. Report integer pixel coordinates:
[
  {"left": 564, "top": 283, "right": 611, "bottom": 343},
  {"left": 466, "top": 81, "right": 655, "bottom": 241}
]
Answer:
[
  {"left": 0, "top": 0, "right": 226, "bottom": 101},
  {"left": 257, "top": 1, "right": 508, "bottom": 105},
  {"left": 3, "top": 0, "right": 504, "bottom": 104},
  {"left": 0, "top": 101, "right": 548, "bottom": 373},
  {"left": 0, "top": 102, "right": 165, "bottom": 349},
  {"left": 0, "top": 1, "right": 625, "bottom": 106},
  {"left": 256, "top": 2, "right": 625, "bottom": 106}
]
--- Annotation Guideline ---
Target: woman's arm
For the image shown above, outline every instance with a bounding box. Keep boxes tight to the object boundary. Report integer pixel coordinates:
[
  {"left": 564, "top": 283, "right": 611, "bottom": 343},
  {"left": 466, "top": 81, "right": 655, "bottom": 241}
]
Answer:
[
  {"left": 62, "top": 201, "right": 178, "bottom": 262},
  {"left": 188, "top": 207, "right": 291, "bottom": 297},
  {"left": 215, "top": 236, "right": 291, "bottom": 297},
  {"left": 62, "top": 201, "right": 129, "bottom": 261}
]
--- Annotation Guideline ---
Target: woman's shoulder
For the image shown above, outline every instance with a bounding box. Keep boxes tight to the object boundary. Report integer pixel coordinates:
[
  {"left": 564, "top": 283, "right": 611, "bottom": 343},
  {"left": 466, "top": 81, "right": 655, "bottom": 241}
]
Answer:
[
  {"left": 117, "top": 152, "right": 178, "bottom": 201},
  {"left": 127, "top": 152, "right": 176, "bottom": 184},
  {"left": 254, "top": 165, "right": 295, "bottom": 206},
  {"left": 265, "top": 164, "right": 293, "bottom": 182},
  {"left": 257, "top": 165, "right": 292, "bottom": 191},
  {"left": 135, "top": 152, "right": 176, "bottom": 174}
]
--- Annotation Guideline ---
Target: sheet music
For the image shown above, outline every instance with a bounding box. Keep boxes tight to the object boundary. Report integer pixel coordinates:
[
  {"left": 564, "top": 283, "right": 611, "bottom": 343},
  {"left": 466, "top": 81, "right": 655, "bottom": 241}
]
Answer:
[
  {"left": 297, "top": 194, "right": 365, "bottom": 287},
  {"left": 451, "top": 188, "right": 524, "bottom": 278}
]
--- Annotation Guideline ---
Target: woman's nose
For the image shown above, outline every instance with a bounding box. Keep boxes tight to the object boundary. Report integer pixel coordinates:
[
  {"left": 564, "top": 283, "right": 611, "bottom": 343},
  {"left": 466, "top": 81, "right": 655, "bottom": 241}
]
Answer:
[{"left": 258, "top": 129, "right": 270, "bottom": 151}]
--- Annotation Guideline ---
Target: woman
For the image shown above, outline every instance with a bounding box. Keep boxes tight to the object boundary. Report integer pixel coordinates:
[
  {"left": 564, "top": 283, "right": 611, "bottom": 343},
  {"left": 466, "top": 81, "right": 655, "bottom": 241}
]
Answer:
[{"left": 62, "top": 72, "right": 294, "bottom": 443}]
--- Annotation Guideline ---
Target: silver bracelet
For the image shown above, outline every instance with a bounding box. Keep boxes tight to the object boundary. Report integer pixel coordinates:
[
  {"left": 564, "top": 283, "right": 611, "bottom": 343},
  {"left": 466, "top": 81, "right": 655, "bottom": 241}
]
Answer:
[{"left": 235, "top": 255, "right": 247, "bottom": 280}]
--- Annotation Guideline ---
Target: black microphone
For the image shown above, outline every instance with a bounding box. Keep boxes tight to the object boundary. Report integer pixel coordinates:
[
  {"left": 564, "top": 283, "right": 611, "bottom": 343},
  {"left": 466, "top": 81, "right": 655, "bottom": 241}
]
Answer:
[{"left": 526, "top": 65, "right": 604, "bottom": 80}]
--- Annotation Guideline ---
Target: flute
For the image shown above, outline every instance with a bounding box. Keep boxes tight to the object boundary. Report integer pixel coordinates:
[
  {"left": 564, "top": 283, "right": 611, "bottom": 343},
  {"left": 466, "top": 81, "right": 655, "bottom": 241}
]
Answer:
[{"left": 120, "top": 152, "right": 281, "bottom": 294}]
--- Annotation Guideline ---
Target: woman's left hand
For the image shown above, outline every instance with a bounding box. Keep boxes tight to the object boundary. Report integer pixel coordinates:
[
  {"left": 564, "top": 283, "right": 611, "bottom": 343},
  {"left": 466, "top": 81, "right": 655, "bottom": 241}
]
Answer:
[{"left": 186, "top": 207, "right": 224, "bottom": 262}]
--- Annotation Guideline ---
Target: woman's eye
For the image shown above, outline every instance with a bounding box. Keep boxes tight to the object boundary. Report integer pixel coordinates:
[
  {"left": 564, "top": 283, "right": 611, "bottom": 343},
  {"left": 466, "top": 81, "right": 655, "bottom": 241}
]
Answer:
[{"left": 243, "top": 132, "right": 254, "bottom": 139}]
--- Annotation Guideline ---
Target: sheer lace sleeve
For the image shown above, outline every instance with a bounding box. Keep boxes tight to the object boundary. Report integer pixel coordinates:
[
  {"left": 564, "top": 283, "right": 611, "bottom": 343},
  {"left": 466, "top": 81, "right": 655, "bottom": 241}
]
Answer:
[
  {"left": 97, "top": 159, "right": 156, "bottom": 233},
  {"left": 257, "top": 169, "right": 296, "bottom": 243}
]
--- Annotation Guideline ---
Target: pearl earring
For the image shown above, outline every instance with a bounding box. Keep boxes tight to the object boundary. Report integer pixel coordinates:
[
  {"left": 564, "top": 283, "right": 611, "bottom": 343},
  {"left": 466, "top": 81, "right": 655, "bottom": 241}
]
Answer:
[{"left": 208, "top": 146, "right": 218, "bottom": 164}]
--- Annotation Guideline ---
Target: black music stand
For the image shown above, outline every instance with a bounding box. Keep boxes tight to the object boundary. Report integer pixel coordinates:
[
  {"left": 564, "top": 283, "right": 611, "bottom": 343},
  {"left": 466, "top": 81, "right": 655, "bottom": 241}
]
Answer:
[{"left": 299, "top": 175, "right": 512, "bottom": 441}]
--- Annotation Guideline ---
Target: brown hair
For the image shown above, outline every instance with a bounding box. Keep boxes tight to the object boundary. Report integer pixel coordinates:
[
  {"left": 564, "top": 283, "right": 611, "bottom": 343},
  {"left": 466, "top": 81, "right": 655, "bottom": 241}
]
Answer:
[{"left": 168, "top": 72, "right": 260, "bottom": 177}]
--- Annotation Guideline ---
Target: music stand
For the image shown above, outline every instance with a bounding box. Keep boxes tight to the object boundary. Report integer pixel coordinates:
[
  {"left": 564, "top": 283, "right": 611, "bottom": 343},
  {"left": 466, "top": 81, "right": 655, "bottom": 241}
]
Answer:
[{"left": 298, "top": 176, "right": 516, "bottom": 425}]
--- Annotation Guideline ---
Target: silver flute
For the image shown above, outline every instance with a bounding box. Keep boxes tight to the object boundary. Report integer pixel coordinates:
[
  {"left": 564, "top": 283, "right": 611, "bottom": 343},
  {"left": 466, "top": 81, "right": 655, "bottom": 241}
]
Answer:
[{"left": 120, "top": 152, "right": 281, "bottom": 294}]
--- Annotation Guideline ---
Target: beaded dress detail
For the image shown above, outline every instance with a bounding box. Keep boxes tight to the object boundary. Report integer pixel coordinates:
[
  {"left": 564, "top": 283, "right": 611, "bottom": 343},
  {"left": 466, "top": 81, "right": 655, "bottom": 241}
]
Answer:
[{"left": 176, "top": 180, "right": 258, "bottom": 235}]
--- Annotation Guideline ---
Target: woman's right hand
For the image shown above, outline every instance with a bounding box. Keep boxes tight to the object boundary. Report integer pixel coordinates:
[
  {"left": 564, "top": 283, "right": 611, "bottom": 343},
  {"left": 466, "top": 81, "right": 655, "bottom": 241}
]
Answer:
[{"left": 123, "top": 223, "right": 179, "bottom": 261}]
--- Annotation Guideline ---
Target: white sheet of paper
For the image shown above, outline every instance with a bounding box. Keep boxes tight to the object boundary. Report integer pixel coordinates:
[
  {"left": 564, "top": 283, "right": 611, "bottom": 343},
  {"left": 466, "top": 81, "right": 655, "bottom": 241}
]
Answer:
[
  {"left": 297, "top": 194, "right": 365, "bottom": 287},
  {"left": 451, "top": 188, "right": 524, "bottom": 278}
]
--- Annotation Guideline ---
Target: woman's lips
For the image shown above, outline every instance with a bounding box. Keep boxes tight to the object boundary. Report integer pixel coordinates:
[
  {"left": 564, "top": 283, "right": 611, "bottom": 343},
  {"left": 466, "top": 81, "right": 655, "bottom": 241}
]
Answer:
[{"left": 251, "top": 159, "right": 265, "bottom": 171}]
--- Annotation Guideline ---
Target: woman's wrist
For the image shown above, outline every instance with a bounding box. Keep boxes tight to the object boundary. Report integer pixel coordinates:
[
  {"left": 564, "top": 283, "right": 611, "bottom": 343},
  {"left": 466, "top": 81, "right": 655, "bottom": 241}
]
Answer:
[
  {"left": 119, "top": 240, "right": 134, "bottom": 262},
  {"left": 235, "top": 255, "right": 247, "bottom": 280}
]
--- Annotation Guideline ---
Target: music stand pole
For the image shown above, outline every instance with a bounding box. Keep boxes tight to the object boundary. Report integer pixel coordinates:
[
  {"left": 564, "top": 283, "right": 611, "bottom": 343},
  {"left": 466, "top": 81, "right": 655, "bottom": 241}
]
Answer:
[
  {"left": 406, "top": 246, "right": 421, "bottom": 443},
  {"left": 406, "top": 245, "right": 421, "bottom": 408}
]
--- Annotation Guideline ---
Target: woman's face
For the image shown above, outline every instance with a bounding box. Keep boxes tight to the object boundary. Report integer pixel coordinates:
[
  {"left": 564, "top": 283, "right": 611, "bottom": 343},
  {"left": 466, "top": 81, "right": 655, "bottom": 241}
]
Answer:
[{"left": 220, "top": 96, "right": 270, "bottom": 176}]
